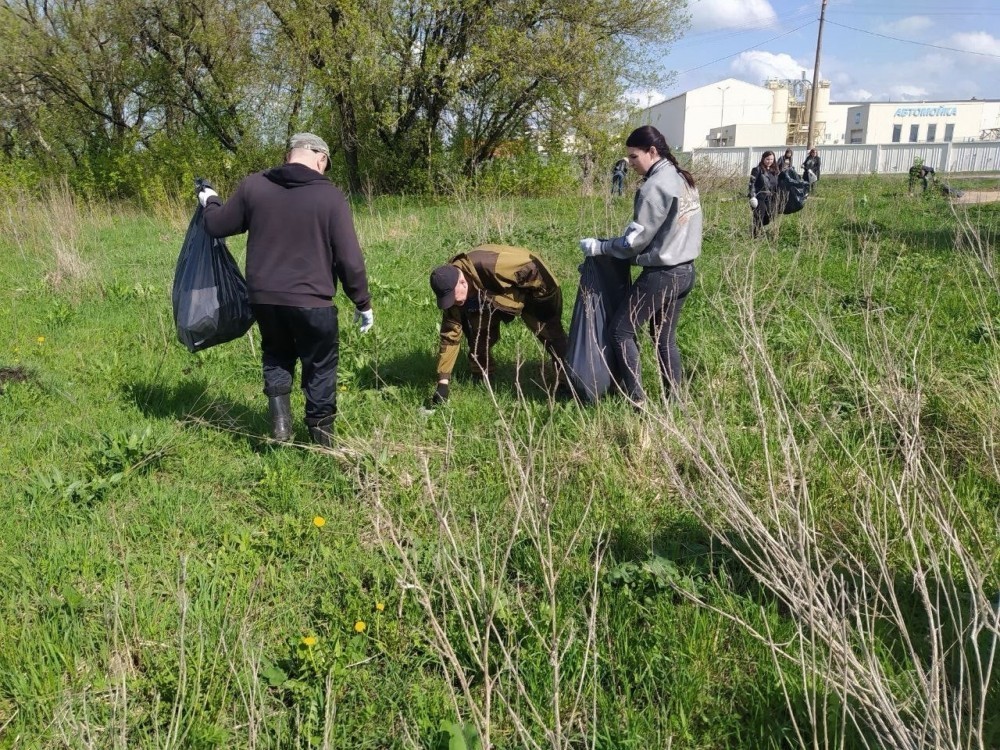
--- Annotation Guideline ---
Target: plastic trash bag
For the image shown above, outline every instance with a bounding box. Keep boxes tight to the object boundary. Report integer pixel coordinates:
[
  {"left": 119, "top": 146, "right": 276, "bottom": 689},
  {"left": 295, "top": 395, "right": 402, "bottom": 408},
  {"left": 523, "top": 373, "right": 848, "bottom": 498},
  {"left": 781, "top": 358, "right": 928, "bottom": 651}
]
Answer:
[
  {"left": 172, "top": 202, "right": 254, "bottom": 353},
  {"left": 565, "top": 256, "right": 632, "bottom": 402},
  {"left": 939, "top": 181, "right": 965, "bottom": 198},
  {"left": 777, "top": 169, "right": 810, "bottom": 214}
]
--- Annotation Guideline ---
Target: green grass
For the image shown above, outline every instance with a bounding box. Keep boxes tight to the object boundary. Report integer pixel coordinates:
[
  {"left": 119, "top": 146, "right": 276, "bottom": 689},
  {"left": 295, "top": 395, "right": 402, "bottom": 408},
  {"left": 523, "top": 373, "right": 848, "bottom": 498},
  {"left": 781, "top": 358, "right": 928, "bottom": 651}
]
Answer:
[{"left": 1, "top": 177, "right": 998, "bottom": 748}]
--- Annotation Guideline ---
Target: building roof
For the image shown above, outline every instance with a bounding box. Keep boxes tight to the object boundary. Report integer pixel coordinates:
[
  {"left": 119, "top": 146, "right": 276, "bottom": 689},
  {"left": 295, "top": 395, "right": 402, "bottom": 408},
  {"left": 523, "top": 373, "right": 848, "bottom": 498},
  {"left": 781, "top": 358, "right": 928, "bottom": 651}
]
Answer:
[
  {"left": 647, "top": 77, "right": 770, "bottom": 110},
  {"left": 832, "top": 98, "right": 1000, "bottom": 105}
]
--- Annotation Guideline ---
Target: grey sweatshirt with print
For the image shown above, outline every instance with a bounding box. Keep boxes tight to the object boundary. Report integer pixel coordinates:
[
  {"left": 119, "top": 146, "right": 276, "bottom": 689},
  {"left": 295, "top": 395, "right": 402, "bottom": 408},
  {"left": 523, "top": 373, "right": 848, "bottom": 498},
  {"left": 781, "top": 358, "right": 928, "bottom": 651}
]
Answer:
[{"left": 604, "top": 159, "right": 702, "bottom": 268}]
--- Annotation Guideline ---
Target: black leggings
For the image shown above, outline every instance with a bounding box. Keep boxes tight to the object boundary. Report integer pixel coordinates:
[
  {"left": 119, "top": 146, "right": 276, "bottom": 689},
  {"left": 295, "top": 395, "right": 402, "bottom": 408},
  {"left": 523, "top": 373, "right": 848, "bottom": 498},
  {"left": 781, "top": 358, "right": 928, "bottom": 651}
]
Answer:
[{"left": 610, "top": 263, "right": 695, "bottom": 403}]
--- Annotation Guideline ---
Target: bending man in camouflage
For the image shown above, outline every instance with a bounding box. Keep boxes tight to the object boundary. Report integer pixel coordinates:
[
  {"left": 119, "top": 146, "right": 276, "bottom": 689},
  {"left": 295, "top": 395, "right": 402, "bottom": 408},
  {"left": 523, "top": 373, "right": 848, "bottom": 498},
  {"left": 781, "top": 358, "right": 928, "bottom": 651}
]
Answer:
[{"left": 428, "top": 245, "right": 568, "bottom": 404}]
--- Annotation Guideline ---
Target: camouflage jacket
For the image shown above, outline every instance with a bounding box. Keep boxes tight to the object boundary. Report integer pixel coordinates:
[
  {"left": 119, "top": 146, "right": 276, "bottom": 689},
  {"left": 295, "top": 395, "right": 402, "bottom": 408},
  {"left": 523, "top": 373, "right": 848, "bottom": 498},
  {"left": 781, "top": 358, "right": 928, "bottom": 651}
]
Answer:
[{"left": 436, "top": 245, "right": 559, "bottom": 379}]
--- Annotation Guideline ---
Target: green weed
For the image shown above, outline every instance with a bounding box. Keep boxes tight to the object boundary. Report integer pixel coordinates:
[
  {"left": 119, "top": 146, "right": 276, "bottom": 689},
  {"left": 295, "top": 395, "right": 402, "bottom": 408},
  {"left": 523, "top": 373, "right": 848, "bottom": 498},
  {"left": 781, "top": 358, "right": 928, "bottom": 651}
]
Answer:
[{"left": 1, "top": 176, "right": 998, "bottom": 747}]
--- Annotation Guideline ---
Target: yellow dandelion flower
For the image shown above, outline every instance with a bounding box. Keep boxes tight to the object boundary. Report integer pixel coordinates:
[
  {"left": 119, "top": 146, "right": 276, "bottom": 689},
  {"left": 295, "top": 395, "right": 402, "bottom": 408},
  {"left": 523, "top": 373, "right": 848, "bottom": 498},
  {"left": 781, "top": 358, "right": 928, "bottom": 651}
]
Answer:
[
  {"left": 313, "top": 516, "right": 326, "bottom": 528},
  {"left": 302, "top": 635, "right": 318, "bottom": 647},
  {"left": 338, "top": 385, "right": 347, "bottom": 392},
  {"left": 376, "top": 601, "right": 385, "bottom": 612},
  {"left": 354, "top": 620, "right": 366, "bottom": 633},
  {"left": 36, "top": 336, "right": 45, "bottom": 344}
]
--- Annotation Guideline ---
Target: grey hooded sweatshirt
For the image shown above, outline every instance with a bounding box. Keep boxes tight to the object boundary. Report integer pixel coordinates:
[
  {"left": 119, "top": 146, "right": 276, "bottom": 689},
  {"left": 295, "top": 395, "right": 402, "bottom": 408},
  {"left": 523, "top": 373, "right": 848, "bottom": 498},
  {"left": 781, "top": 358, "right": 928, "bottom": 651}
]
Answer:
[{"left": 604, "top": 158, "right": 702, "bottom": 268}]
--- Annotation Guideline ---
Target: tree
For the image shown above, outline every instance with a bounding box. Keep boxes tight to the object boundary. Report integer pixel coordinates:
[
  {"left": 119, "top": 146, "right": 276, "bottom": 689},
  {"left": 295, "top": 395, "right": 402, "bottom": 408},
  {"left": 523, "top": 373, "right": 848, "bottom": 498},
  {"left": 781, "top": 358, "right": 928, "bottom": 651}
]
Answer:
[
  {"left": 265, "top": 0, "right": 686, "bottom": 191},
  {"left": 0, "top": 0, "right": 687, "bottom": 196},
  {"left": 1, "top": 0, "right": 153, "bottom": 162}
]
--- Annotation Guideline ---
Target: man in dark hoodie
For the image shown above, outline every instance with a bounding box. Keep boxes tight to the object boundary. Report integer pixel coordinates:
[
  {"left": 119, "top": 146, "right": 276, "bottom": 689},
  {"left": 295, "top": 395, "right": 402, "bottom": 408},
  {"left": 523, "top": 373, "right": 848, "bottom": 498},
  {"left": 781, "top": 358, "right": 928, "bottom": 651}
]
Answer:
[{"left": 198, "top": 133, "right": 372, "bottom": 446}]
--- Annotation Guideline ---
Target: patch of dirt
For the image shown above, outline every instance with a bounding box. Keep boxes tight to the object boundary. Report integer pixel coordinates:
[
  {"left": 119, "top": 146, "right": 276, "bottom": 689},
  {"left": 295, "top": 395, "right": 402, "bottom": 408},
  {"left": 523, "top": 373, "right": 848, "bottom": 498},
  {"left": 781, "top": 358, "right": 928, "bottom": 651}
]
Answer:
[
  {"left": 952, "top": 190, "right": 1000, "bottom": 205},
  {"left": 0, "top": 366, "right": 32, "bottom": 391}
]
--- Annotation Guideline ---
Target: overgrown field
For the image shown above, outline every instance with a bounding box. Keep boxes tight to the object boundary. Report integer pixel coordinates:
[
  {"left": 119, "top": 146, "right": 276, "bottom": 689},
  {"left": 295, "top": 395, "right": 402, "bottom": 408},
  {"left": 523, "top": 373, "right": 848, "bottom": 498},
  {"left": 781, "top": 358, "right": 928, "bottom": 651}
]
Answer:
[{"left": 1, "top": 175, "right": 998, "bottom": 749}]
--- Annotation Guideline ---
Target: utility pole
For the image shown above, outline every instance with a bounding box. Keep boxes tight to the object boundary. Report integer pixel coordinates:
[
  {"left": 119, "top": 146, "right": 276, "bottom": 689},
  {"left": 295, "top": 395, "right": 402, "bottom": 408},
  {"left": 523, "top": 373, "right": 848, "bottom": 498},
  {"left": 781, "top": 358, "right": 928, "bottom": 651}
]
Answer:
[
  {"left": 806, "top": 0, "right": 828, "bottom": 148},
  {"left": 717, "top": 84, "right": 730, "bottom": 126}
]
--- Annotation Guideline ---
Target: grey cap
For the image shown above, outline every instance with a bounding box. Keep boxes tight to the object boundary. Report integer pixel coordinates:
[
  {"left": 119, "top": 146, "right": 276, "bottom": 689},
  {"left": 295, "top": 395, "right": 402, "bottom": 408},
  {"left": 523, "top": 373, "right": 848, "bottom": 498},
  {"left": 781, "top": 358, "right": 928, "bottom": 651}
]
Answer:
[{"left": 288, "top": 132, "right": 330, "bottom": 158}]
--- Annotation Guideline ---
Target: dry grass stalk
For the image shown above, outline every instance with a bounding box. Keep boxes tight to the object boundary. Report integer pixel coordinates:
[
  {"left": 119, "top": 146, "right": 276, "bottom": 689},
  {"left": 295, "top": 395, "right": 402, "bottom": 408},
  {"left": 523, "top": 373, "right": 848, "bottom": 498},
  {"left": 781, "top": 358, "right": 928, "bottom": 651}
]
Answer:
[
  {"left": 368, "top": 384, "right": 603, "bottom": 750},
  {"left": 651, "top": 238, "right": 1000, "bottom": 749}
]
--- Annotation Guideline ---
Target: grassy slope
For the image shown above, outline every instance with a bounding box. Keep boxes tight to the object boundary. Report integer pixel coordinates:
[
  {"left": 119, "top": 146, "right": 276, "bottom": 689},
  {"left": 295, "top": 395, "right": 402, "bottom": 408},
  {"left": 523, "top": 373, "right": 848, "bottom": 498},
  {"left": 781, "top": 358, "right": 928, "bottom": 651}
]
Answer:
[{"left": 0, "top": 176, "right": 998, "bottom": 748}]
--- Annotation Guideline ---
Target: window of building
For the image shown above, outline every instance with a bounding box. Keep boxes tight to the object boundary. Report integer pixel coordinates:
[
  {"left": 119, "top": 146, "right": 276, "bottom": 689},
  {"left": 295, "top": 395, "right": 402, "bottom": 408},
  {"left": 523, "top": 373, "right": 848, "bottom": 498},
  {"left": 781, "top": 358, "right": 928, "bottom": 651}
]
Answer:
[
  {"left": 892, "top": 124, "right": 902, "bottom": 143},
  {"left": 849, "top": 129, "right": 863, "bottom": 144},
  {"left": 944, "top": 124, "right": 955, "bottom": 142},
  {"left": 909, "top": 124, "right": 919, "bottom": 143},
  {"left": 927, "top": 124, "right": 937, "bottom": 142}
]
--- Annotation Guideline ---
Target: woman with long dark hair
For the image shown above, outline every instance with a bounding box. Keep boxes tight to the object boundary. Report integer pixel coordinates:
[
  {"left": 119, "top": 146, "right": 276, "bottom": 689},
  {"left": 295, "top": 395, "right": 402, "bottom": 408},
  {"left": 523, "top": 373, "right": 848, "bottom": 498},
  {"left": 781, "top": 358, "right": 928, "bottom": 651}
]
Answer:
[
  {"left": 748, "top": 150, "right": 779, "bottom": 237},
  {"left": 579, "top": 125, "right": 702, "bottom": 407},
  {"left": 802, "top": 148, "right": 821, "bottom": 192}
]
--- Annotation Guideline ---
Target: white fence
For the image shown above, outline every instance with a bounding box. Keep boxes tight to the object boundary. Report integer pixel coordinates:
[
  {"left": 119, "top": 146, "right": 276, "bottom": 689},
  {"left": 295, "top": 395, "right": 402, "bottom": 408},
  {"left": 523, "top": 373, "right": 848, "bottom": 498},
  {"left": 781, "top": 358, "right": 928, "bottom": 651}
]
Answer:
[{"left": 691, "top": 142, "right": 1000, "bottom": 176}]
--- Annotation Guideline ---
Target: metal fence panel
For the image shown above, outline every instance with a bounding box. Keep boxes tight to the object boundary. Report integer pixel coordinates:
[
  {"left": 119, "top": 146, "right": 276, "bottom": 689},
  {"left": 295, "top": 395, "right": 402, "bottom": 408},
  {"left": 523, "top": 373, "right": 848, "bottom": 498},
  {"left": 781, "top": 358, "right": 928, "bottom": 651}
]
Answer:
[
  {"left": 877, "top": 144, "right": 948, "bottom": 172},
  {"left": 691, "top": 149, "right": 749, "bottom": 176},
  {"left": 691, "top": 142, "right": 1000, "bottom": 175},
  {"left": 950, "top": 142, "right": 1000, "bottom": 172},
  {"left": 817, "top": 146, "right": 877, "bottom": 175}
]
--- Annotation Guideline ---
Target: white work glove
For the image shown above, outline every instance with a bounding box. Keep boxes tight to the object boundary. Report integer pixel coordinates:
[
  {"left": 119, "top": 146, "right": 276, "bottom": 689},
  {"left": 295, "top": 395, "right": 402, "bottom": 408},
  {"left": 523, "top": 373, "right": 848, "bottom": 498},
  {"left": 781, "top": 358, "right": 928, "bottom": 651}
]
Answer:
[
  {"left": 354, "top": 308, "right": 374, "bottom": 333},
  {"left": 749, "top": 196, "right": 759, "bottom": 209},
  {"left": 197, "top": 187, "right": 218, "bottom": 207},
  {"left": 579, "top": 238, "right": 605, "bottom": 257}
]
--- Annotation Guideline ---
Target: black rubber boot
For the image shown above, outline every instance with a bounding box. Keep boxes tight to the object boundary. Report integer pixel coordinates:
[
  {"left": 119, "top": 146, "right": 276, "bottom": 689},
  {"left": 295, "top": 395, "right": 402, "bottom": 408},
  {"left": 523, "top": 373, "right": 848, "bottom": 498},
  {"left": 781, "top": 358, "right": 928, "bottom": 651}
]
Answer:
[
  {"left": 268, "top": 395, "right": 292, "bottom": 442},
  {"left": 307, "top": 417, "right": 334, "bottom": 448}
]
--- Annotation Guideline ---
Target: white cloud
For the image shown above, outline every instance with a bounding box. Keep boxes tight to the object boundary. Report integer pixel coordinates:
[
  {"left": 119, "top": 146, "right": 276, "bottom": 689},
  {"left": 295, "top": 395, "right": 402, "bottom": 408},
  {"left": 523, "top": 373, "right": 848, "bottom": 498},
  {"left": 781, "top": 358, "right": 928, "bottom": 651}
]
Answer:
[
  {"left": 624, "top": 88, "right": 667, "bottom": 109},
  {"left": 946, "top": 31, "right": 1000, "bottom": 59},
  {"left": 888, "top": 84, "right": 929, "bottom": 101},
  {"left": 912, "top": 52, "right": 956, "bottom": 75},
  {"left": 877, "top": 16, "right": 932, "bottom": 36},
  {"left": 688, "top": 0, "right": 777, "bottom": 33},
  {"left": 845, "top": 88, "right": 873, "bottom": 101},
  {"left": 730, "top": 51, "right": 809, "bottom": 83}
]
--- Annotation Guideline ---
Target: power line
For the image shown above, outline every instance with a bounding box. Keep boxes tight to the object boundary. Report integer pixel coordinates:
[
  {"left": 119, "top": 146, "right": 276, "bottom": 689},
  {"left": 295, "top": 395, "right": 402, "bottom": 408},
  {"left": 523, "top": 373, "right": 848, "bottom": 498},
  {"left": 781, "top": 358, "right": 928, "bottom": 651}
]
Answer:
[
  {"left": 675, "top": 21, "right": 816, "bottom": 75},
  {"left": 831, "top": 10, "right": 1000, "bottom": 16},
  {"left": 672, "top": 11, "right": 817, "bottom": 48},
  {"left": 825, "top": 19, "right": 1000, "bottom": 59}
]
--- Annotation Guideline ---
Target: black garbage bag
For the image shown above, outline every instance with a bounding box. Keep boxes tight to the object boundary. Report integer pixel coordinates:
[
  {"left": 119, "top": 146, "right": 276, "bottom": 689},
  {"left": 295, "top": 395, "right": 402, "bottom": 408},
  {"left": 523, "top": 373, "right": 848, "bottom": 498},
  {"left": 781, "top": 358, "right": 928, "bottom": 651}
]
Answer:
[
  {"left": 565, "top": 256, "right": 632, "bottom": 402},
  {"left": 172, "top": 201, "right": 254, "bottom": 353},
  {"left": 777, "top": 169, "right": 810, "bottom": 214},
  {"left": 940, "top": 181, "right": 965, "bottom": 198}
]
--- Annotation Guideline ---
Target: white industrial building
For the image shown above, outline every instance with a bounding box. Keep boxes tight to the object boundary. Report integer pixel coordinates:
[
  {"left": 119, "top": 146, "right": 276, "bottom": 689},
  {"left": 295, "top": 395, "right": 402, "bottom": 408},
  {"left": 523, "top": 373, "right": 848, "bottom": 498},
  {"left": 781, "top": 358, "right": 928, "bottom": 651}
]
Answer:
[
  {"left": 636, "top": 78, "right": 1000, "bottom": 150},
  {"left": 636, "top": 77, "right": 835, "bottom": 151},
  {"left": 844, "top": 100, "right": 1000, "bottom": 144}
]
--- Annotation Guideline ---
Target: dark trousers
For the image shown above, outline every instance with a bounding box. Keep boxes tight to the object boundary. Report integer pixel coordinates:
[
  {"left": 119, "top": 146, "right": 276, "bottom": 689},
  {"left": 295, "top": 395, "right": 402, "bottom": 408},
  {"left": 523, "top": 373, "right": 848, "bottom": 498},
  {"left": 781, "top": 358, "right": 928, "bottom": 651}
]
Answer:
[
  {"left": 610, "top": 262, "right": 695, "bottom": 403},
  {"left": 461, "top": 285, "right": 568, "bottom": 379},
  {"left": 252, "top": 304, "right": 339, "bottom": 424},
  {"left": 752, "top": 195, "right": 774, "bottom": 237}
]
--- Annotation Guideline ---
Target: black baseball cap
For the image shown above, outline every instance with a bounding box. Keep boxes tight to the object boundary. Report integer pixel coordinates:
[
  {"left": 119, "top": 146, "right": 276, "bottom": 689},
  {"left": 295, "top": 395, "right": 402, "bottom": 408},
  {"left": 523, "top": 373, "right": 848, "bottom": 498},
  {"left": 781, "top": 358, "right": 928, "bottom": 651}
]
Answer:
[{"left": 430, "top": 264, "right": 460, "bottom": 309}]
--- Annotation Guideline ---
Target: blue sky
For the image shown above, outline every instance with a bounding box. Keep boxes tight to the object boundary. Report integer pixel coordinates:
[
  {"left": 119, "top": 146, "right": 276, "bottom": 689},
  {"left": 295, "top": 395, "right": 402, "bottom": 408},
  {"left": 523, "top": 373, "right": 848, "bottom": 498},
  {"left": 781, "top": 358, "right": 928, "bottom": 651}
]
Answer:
[{"left": 633, "top": 0, "right": 1000, "bottom": 105}]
